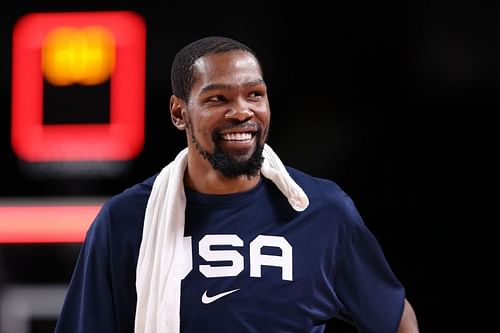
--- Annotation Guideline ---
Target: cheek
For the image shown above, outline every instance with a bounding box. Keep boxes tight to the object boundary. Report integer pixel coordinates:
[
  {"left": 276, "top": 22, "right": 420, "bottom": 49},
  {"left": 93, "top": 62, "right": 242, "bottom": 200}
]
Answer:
[
  {"left": 189, "top": 113, "right": 216, "bottom": 141},
  {"left": 258, "top": 109, "right": 271, "bottom": 140},
  {"left": 257, "top": 107, "right": 271, "bottom": 127},
  {"left": 257, "top": 101, "right": 271, "bottom": 118}
]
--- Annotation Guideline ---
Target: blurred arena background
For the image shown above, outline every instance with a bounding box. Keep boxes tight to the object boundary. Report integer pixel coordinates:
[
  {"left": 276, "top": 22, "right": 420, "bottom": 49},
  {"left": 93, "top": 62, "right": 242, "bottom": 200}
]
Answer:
[{"left": 0, "top": 1, "right": 493, "bottom": 332}]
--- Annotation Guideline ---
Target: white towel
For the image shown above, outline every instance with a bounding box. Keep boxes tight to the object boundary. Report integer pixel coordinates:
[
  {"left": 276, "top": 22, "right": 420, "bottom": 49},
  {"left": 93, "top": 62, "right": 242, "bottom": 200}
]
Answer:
[{"left": 135, "top": 144, "right": 309, "bottom": 333}]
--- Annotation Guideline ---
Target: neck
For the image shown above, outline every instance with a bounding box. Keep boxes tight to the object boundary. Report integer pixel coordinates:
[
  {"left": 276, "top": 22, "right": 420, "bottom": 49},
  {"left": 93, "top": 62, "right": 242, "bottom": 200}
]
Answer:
[{"left": 184, "top": 149, "right": 261, "bottom": 195}]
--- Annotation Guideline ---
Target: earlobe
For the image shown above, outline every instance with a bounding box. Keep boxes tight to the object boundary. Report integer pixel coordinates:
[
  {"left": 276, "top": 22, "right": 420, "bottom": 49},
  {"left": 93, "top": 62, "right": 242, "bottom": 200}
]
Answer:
[{"left": 170, "top": 95, "right": 187, "bottom": 130}]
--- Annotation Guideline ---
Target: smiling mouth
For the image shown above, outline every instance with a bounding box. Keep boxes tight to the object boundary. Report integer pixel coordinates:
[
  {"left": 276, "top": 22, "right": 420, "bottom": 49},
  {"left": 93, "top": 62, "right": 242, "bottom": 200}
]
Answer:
[{"left": 220, "top": 132, "right": 254, "bottom": 141}]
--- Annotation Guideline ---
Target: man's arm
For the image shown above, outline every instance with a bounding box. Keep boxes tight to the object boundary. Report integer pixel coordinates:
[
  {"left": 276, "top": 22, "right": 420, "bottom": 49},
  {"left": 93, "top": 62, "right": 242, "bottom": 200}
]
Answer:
[
  {"left": 397, "top": 299, "right": 419, "bottom": 333},
  {"left": 55, "top": 208, "right": 118, "bottom": 333}
]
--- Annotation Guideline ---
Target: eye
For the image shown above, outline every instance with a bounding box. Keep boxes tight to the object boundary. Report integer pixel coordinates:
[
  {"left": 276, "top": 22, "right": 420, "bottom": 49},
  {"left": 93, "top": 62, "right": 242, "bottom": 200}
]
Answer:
[
  {"left": 248, "top": 90, "right": 264, "bottom": 99},
  {"left": 207, "top": 95, "right": 227, "bottom": 103}
]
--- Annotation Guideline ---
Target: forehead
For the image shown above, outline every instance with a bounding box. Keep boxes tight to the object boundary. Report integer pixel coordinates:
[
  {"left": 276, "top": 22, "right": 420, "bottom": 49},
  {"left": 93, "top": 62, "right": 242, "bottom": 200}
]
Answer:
[{"left": 191, "top": 51, "right": 263, "bottom": 90}]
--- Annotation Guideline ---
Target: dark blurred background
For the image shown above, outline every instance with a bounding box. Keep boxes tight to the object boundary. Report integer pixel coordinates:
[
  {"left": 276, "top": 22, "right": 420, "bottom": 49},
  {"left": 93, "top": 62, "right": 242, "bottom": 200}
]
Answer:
[{"left": 0, "top": 0, "right": 493, "bottom": 332}]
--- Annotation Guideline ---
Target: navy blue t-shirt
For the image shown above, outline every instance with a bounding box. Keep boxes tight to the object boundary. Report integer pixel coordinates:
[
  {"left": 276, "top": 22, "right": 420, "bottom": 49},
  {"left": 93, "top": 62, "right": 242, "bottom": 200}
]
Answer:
[{"left": 55, "top": 167, "right": 405, "bottom": 333}]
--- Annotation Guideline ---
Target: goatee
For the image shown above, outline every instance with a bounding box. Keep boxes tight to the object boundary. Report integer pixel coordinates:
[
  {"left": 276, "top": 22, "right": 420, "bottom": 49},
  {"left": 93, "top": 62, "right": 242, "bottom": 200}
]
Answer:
[{"left": 192, "top": 128, "right": 265, "bottom": 179}]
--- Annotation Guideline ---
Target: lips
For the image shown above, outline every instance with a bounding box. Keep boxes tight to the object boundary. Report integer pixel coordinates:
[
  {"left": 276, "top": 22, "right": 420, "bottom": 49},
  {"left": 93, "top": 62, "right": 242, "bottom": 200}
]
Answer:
[
  {"left": 221, "top": 132, "right": 253, "bottom": 141},
  {"left": 215, "top": 127, "right": 258, "bottom": 153},
  {"left": 217, "top": 125, "right": 258, "bottom": 143}
]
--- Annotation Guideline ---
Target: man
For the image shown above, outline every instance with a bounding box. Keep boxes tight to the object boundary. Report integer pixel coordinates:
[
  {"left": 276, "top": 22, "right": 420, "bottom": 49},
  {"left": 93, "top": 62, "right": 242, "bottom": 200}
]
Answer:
[{"left": 55, "top": 36, "right": 419, "bottom": 332}]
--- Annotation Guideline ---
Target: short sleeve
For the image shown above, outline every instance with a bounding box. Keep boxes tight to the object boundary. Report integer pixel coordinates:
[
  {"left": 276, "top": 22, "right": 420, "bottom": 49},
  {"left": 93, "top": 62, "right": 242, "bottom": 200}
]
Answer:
[
  {"left": 54, "top": 206, "right": 118, "bottom": 333},
  {"left": 333, "top": 201, "right": 405, "bottom": 333}
]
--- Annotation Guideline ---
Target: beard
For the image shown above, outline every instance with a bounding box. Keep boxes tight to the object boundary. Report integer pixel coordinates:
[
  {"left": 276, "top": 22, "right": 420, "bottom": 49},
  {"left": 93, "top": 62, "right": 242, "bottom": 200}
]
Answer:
[{"left": 189, "top": 121, "right": 266, "bottom": 179}]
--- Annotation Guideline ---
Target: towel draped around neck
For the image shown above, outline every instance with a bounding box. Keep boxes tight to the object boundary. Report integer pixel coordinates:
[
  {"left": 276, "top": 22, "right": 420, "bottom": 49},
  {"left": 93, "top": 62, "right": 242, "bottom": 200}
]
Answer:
[{"left": 135, "top": 144, "right": 309, "bottom": 332}]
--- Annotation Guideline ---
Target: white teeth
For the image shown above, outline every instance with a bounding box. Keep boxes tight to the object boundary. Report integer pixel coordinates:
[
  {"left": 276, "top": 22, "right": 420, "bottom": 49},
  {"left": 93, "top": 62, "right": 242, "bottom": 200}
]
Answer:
[{"left": 222, "top": 132, "right": 252, "bottom": 141}]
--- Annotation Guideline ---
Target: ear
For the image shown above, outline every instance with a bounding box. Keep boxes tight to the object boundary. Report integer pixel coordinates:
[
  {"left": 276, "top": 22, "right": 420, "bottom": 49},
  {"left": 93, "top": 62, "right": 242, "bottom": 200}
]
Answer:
[{"left": 170, "top": 95, "right": 186, "bottom": 130}]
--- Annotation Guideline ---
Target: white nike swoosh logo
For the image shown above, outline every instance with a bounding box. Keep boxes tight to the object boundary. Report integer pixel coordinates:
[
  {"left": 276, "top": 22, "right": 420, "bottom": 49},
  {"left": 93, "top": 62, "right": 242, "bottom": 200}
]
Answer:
[{"left": 201, "top": 288, "right": 240, "bottom": 304}]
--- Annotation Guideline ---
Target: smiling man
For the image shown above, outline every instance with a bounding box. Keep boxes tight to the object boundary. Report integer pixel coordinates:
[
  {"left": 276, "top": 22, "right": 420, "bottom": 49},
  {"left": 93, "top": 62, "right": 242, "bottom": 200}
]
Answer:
[
  {"left": 55, "top": 36, "right": 419, "bottom": 333},
  {"left": 170, "top": 45, "right": 270, "bottom": 193}
]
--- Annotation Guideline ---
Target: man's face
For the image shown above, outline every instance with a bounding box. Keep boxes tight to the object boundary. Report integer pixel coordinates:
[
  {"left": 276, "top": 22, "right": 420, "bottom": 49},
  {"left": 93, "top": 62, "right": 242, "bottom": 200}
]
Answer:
[{"left": 184, "top": 50, "right": 271, "bottom": 178}]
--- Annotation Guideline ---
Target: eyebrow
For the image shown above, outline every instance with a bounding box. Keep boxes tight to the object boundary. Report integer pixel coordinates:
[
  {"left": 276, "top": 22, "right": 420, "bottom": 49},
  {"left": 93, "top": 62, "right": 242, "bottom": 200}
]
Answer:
[{"left": 199, "top": 79, "right": 266, "bottom": 95}]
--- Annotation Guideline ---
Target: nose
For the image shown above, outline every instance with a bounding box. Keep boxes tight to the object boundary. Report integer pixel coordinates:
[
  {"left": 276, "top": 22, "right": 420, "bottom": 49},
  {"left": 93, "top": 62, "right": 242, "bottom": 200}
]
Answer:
[{"left": 225, "top": 101, "right": 254, "bottom": 122}]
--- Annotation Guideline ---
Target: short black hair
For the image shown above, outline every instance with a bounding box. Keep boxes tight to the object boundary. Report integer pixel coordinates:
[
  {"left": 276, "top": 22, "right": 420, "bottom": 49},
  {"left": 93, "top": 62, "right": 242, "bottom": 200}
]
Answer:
[{"left": 170, "top": 36, "right": 260, "bottom": 102}]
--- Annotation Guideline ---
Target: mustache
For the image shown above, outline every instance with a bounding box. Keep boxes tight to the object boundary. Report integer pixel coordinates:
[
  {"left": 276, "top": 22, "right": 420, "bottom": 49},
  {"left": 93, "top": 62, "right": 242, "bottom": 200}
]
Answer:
[{"left": 216, "top": 122, "right": 259, "bottom": 132}]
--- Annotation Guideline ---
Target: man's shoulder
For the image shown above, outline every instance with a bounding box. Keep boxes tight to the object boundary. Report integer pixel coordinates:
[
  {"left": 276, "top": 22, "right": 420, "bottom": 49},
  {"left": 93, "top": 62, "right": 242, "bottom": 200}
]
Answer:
[
  {"left": 286, "top": 166, "right": 360, "bottom": 221},
  {"left": 89, "top": 174, "right": 157, "bottom": 242},
  {"left": 286, "top": 166, "right": 344, "bottom": 196},
  {"left": 105, "top": 174, "right": 157, "bottom": 210},
  {"left": 110, "top": 175, "right": 157, "bottom": 204}
]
